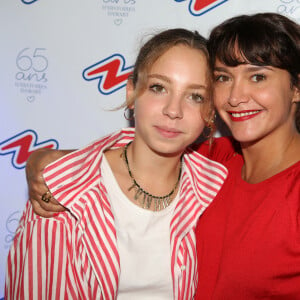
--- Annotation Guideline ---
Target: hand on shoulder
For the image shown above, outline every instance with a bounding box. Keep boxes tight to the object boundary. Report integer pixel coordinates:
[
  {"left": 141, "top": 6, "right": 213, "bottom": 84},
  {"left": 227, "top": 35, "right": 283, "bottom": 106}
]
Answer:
[{"left": 26, "top": 148, "right": 73, "bottom": 217}]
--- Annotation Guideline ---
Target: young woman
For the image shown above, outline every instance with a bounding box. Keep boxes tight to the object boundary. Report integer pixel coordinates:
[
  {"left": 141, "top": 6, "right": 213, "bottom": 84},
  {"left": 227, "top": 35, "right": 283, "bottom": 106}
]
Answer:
[
  {"left": 16, "top": 12, "right": 300, "bottom": 299},
  {"left": 5, "top": 29, "right": 228, "bottom": 300},
  {"left": 195, "top": 13, "right": 300, "bottom": 299}
]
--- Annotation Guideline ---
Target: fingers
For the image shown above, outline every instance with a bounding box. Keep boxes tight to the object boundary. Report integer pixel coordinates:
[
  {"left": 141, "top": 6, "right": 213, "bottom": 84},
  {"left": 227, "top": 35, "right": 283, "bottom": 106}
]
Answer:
[
  {"left": 39, "top": 190, "right": 66, "bottom": 211},
  {"left": 25, "top": 148, "right": 71, "bottom": 217},
  {"left": 31, "top": 198, "right": 62, "bottom": 218},
  {"left": 39, "top": 196, "right": 66, "bottom": 212},
  {"left": 27, "top": 173, "right": 66, "bottom": 215},
  {"left": 29, "top": 186, "right": 66, "bottom": 217},
  {"left": 41, "top": 191, "right": 52, "bottom": 203}
]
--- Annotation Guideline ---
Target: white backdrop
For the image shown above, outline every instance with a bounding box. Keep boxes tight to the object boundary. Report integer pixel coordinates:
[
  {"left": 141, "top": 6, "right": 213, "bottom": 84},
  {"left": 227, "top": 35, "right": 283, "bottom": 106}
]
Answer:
[{"left": 1, "top": 0, "right": 299, "bottom": 297}]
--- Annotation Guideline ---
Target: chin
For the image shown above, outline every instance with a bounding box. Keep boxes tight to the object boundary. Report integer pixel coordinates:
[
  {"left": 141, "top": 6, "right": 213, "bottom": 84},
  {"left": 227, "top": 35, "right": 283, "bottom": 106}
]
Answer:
[
  {"left": 152, "top": 144, "right": 186, "bottom": 157},
  {"left": 232, "top": 131, "right": 265, "bottom": 147}
]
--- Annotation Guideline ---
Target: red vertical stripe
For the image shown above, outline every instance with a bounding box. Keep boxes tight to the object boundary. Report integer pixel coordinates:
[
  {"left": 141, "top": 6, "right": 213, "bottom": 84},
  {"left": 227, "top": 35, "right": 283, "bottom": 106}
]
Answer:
[
  {"left": 48, "top": 222, "right": 57, "bottom": 299},
  {"left": 55, "top": 224, "right": 64, "bottom": 300},
  {"left": 44, "top": 221, "right": 49, "bottom": 299},
  {"left": 28, "top": 224, "right": 33, "bottom": 300},
  {"left": 37, "top": 221, "right": 42, "bottom": 300}
]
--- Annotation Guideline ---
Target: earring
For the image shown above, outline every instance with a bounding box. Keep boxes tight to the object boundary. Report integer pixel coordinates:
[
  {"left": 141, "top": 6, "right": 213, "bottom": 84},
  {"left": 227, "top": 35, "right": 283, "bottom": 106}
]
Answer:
[
  {"left": 206, "top": 113, "right": 216, "bottom": 129},
  {"left": 124, "top": 107, "right": 135, "bottom": 121}
]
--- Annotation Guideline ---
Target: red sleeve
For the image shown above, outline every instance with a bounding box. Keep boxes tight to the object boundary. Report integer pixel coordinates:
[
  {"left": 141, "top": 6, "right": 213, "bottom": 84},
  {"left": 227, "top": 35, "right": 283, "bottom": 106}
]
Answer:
[{"left": 193, "top": 136, "right": 239, "bottom": 164}]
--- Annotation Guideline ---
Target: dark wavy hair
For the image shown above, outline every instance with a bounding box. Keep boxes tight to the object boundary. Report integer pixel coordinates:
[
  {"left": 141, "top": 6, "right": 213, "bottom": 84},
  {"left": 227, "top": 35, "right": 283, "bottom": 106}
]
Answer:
[{"left": 208, "top": 13, "right": 300, "bottom": 132}]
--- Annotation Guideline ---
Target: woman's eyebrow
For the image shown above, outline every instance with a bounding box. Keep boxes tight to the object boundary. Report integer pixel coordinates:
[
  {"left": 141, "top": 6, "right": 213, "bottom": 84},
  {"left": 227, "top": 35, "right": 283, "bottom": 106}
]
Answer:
[
  {"left": 214, "top": 65, "right": 274, "bottom": 73},
  {"left": 148, "top": 74, "right": 171, "bottom": 83},
  {"left": 148, "top": 73, "right": 207, "bottom": 89}
]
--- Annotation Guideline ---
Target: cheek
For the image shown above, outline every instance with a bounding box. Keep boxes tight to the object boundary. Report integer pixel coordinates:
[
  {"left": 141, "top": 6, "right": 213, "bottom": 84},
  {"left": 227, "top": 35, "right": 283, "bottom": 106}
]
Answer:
[
  {"left": 191, "top": 122, "right": 206, "bottom": 141},
  {"left": 186, "top": 111, "right": 206, "bottom": 135},
  {"left": 135, "top": 97, "right": 158, "bottom": 116},
  {"left": 258, "top": 88, "right": 287, "bottom": 112},
  {"left": 195, "top": 121, "right": 206, "bottom": 134},
  {"left": 213, "top": 95, "right": 225, "bottom": 115},
  {"left": 213, "top": 84, "right": 226, "bottom": 104}
]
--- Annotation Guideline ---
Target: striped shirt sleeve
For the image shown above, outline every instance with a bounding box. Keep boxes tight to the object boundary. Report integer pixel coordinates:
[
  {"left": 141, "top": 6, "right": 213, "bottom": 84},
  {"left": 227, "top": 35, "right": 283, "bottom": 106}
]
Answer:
[{"left": 5, "top": 202, "right": 77, "bottom": 300}]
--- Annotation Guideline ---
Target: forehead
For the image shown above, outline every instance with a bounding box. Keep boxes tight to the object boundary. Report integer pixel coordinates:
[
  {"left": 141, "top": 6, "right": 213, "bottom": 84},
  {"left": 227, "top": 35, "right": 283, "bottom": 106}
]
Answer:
[
  {"left": 154, "top": 44, "right": 206, "bottom": 62},
  {"left": 149, "top": 45, "right": 209, "bottom": 77}
]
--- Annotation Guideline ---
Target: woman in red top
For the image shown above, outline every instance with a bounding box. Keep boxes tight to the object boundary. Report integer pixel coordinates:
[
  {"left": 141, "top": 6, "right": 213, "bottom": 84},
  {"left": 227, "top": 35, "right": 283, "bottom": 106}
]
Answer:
[
  {"left": 19, "top": 13, "right": 300, "bottom": 299},
  {"left": 195, "top": 13, "right": 300, "bottom": 299}
]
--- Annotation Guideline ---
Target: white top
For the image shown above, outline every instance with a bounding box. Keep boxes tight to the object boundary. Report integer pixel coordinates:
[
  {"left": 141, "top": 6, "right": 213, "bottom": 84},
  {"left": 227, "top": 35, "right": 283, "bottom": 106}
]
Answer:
[{"left": 101, "top": 154, "right": 180, "bottom": 299}]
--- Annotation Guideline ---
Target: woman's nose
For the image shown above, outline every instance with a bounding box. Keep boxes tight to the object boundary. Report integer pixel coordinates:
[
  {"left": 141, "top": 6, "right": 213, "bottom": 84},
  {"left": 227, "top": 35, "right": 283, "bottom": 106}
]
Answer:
[
  {"left": 227, "top": 80, "right": 251, "bottom": 107},
  {"left": 162, "top": 95, "right": 183, "bottom": 119}
]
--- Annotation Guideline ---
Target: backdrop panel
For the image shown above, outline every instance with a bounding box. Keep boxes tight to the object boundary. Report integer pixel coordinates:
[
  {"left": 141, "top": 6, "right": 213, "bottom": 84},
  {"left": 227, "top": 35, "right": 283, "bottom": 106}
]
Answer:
[{"left": 1, "top": 0, "right": 299, "bottom": 297}]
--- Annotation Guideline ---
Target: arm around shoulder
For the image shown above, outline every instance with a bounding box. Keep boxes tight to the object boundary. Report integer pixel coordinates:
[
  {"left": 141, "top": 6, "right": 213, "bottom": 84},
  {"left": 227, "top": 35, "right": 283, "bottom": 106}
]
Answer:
[{"left": 26, "top": 148, "right": 75, "bottom": 217}]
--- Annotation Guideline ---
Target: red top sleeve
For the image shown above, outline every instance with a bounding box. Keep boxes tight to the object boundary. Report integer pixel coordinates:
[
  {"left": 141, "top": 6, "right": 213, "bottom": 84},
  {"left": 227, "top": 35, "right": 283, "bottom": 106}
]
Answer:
[{"left": 193, "top": 136, "right": 239, "bottom": 165}]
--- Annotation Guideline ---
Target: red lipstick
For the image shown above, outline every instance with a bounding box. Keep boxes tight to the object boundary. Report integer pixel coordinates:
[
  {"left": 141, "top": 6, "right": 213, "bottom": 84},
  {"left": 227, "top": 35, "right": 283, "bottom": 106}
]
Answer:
[{"left": 227, "top": 110, "right": 262, "bottom": 121}]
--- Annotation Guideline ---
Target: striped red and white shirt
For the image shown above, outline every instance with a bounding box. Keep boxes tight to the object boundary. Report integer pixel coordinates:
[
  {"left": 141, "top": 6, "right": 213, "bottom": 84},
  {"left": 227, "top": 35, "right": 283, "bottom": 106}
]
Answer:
[{"left": 5, "top": 128, "right": 227, "bottom": 300}]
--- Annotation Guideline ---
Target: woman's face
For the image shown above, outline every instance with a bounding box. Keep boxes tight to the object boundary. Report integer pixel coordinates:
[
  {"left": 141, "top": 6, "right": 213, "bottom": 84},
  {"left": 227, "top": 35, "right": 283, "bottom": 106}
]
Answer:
[
  {"left": 128, "top": 44, "right": 210, "bottom": 156},
  {"left": 213, "top": 58, "right": 300, "bottom": 145}
]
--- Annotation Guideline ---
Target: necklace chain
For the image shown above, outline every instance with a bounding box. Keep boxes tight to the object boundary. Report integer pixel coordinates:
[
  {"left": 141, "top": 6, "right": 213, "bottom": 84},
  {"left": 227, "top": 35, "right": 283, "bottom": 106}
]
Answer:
[{"left": 123, "top": 142, "right": 182, "bottom": 211}]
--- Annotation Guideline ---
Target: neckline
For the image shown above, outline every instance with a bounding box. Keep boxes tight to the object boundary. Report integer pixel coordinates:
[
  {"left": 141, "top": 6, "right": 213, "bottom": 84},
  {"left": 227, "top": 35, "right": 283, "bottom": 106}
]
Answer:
[
  {"left": 235, "top": 155, "right": 300, "bottom": 188},
  {"left": 101, "top": 154, "right": 181, "bottom": 216}
]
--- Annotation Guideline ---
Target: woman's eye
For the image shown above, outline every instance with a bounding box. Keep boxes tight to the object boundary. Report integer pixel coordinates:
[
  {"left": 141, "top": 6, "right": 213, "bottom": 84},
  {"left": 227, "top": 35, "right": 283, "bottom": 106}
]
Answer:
[
  {"left": 149, "top": 84, "right": 165, "bottom": 93},
  {"left": 214, "top": 74, "right": 229, "bottom": 82},
  {"left": 189, "top": 93, "right": 204, "bottom": 103},
  {"left": 251, "top": 74, "right": 266, "bottom": 82}
]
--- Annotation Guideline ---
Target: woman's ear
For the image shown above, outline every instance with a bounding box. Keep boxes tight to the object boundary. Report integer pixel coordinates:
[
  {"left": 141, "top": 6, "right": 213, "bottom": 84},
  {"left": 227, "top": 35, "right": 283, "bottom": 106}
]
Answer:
[
  {"left": 292, "top": 88, "right": 300, "bottom": 104},
  {"left": 126, "top": 78, "right": 135, "bottom": 109},
  {"left": 292, "top": 75, "right": 300, "bottom": 103}
]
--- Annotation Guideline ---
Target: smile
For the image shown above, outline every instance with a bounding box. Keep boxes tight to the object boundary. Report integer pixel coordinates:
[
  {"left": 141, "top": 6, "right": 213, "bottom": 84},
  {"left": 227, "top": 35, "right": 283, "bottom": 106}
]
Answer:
[{"left": 228, "top": 110, "right": 262, "bottom": 121}]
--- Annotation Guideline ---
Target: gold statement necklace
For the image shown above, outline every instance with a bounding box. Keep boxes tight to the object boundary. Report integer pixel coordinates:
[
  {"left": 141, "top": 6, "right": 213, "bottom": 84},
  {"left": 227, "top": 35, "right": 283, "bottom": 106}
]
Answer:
[{"left": 123, "top": 142, "right": 182, "bottom": 211}]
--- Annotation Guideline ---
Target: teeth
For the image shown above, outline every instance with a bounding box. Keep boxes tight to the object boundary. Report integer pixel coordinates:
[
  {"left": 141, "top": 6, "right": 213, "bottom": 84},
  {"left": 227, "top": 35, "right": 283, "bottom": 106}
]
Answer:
[{"left": 231, "top": 111, "right": 260, "bottom": 118}]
